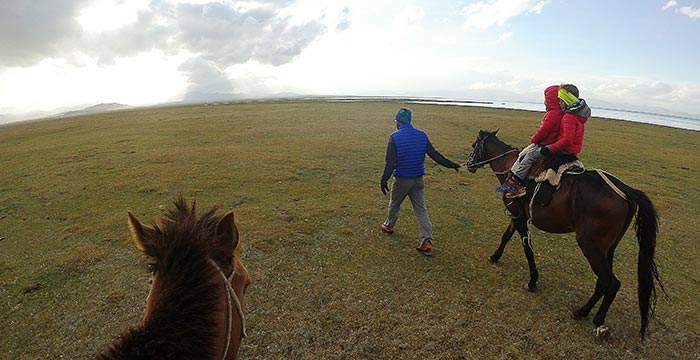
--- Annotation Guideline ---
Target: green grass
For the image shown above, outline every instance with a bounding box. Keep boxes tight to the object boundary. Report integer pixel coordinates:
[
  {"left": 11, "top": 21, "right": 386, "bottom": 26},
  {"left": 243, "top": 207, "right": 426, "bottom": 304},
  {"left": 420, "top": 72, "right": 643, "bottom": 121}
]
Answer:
[{"left": 0, "top": 101, "right": 698, "bottom": 359}]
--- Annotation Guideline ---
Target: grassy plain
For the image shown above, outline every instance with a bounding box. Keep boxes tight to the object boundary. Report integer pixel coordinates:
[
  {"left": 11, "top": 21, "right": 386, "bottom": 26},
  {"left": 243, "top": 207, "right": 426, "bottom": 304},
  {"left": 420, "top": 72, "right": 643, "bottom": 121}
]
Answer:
[{"left": 0, "top": 101, "right": 698, "bottom": 359}]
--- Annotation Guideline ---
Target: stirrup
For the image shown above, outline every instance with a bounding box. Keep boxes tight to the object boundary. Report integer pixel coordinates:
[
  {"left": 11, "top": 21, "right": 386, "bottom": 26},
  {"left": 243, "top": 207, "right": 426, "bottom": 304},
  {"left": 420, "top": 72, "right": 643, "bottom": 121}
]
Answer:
[{"left": 505, "top": 188, "right": 526, "bottom": 198}]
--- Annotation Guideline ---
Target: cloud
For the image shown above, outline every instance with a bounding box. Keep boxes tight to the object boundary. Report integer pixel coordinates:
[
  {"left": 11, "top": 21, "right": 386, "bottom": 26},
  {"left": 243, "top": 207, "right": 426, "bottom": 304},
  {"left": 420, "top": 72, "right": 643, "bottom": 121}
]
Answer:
[
  {"left": 469, "top": 81, "right": 501, "bottom": 90},
  {"left": 529, "top": 1, "right": 548, "bottom": 14},
  {"left": 679, "top": 5, "right": 700, "bottom": 19},
  {"left": 0, "top": 1, "right": 329, "bottom": 100},
  {"left": 167, "top": 1, "right": 327, "bottom": 99},
  {"left": 336, "top": 7, "right": 351, "bottom": 31},
  {"left": 172, "top": 2, "right": 325, "bottom": 66},
  {"left": 460, "top": 0, "right": 549, "bottom": 29},
  {"left": 0, "top": 0, "right": 92, "bottom": 66},
  {"left": 661, "top": 0, "right": 677, "bottom": 11},
  {"left": 79, "top": 8, "right": 172, "bottom": 65},
  {"left": 627, "top": 81, "right": 674, "bottom": 96},
  {"left": 592, "top": 79, "right": 695, "bottom": 110},
  {"left": 391, "top": 5, "right": 425, "bottom": 33},
  {"left": 498, "top": 32, "right": 513, "bottom": 41},
  {"left": 179, "top": 57, "right": 235, "bottom": 102},
  {"left": 662, "top": 1, "right": 700, "bottom": 20},
  {"left": 77, "top": 0, "right": 148, "bottom": 33}
]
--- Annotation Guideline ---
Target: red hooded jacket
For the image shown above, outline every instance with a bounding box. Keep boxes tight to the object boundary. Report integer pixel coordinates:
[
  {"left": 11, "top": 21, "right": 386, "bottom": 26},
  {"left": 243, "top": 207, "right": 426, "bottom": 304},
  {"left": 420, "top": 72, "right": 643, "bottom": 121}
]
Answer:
[
  {"left": 548, "top": 103, "right": 590, "bottom": 154},
  {"left": 530, "top": 85, "right": 563, "bottom": 145}
]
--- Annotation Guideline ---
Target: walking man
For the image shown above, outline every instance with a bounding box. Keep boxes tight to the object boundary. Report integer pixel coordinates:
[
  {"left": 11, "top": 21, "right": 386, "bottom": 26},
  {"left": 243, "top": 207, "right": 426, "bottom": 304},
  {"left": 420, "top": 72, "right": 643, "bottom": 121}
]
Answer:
[{"left": 380, "top": 108, "right": 460, "bottom": 256}]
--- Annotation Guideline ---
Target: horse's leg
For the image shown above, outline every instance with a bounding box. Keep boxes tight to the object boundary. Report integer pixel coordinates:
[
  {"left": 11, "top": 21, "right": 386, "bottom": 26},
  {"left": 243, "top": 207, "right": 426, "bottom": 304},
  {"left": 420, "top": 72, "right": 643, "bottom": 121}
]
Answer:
[
  {"left": 580, "top": 241, "right": 620, "bottom": 340},
  {"left": 591, "top": 251, "right": 620, "bottom": 328},
  {"left": 515, "top": 218, "right": 538, "bottom": 292},
  {"left": 571, "top": 248, "right": 615, "bottom": 319},
  {"left": 489, "top": 220, "right": 516, "bottom": 263},
  {"left": 571, "top": 279, "right": 603, "bottom": 319}
]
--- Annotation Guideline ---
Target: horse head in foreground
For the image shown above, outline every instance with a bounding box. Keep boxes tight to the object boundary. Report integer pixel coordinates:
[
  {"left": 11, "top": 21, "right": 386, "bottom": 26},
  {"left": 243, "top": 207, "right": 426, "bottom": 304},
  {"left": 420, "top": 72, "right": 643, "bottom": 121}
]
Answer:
[
  {"left": 466, "top": 129, "right": 664, "bottom": 341},
  {"left": 97, "top": 197, "right": 250, "bottom": 360}
]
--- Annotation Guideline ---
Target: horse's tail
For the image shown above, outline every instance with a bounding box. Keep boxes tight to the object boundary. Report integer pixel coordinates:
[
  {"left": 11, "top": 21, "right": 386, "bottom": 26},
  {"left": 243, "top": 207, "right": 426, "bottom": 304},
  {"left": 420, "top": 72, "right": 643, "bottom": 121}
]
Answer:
[{"left": 625, "top": 187, "right": 665, "bottom": 340}]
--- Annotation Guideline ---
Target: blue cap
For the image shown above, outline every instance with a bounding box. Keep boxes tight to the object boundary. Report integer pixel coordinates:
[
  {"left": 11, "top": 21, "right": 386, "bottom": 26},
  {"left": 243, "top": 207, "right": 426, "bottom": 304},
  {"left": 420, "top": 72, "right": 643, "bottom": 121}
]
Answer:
[{"left": 395, "top": 108, "right": 411, "bottom": 124}]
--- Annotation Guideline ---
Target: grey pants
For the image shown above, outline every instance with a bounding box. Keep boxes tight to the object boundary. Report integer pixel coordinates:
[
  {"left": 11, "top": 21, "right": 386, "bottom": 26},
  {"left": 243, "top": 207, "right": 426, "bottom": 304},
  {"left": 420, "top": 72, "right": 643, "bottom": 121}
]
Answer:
[
  {"left": 511, "top": 143, "right": 542, "bottom": 180},
  {"left": 383, "top": 176, "right": 432, "bottom": 241}
]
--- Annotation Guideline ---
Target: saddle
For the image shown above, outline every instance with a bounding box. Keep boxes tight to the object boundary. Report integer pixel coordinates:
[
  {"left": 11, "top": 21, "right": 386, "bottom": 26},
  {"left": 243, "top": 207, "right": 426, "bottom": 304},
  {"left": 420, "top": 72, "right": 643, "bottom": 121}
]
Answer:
[{"left": 523, "top": 153, "right": 584, "bottom": 207}]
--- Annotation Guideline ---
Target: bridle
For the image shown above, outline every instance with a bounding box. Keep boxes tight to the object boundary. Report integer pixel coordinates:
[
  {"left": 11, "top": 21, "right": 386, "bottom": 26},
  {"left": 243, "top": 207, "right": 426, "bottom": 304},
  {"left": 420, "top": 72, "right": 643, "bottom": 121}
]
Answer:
[
  {"left": 208, "top": 258, "right": 247, "bottom": 360},
  {"left": 466, "top": 133, "right": 518, "bottom": 171}
]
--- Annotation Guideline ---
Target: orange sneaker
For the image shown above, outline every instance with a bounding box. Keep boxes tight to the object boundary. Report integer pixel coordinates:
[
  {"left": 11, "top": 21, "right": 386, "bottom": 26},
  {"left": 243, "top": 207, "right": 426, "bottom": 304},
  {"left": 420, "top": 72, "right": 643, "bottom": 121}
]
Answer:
[
  {"left": 416, "top": 238, "right": 433, "bottom": 256},
  {"left": 381, "top": 223, "right": 395, "bottom": 234},
  {"left": 497, "top": 177, "right": 526, "bottom": 198},
  {"left": 505, "top": 185, "right": 526, "bottom": 198}
]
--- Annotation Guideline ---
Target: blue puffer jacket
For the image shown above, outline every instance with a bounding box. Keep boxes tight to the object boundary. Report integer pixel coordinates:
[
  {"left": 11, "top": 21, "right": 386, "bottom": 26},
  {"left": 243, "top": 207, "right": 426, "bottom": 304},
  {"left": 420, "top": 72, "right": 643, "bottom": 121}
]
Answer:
[{"left": 391, "top": 124, "right": 428, "bottom": 178}]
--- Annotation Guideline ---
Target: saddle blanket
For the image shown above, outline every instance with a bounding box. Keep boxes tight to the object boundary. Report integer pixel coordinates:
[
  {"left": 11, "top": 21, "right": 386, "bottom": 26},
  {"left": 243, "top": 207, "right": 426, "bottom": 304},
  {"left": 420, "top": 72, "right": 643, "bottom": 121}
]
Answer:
[
  {"left": 526, "top": 160, "right": 585, "bottom": 207},
  {"left": 533, "top": 160, "right": 585, "bottom": 188}
]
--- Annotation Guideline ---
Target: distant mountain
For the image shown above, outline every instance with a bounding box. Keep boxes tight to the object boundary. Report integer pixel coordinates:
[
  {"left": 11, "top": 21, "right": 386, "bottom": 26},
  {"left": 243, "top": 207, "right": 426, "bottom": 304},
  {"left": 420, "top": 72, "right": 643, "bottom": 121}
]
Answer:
[
  {"left": 181, "top": 91, "right": 244, "bottom": 104},
  {"left": 0, "top": 110, "right": 53, "bottom": 125},
  {"left": 59, "top": 103, "right": 131, "bottom": 118},
  {"left": 1, "top": 103, "right": 133, "bottom": 125}
]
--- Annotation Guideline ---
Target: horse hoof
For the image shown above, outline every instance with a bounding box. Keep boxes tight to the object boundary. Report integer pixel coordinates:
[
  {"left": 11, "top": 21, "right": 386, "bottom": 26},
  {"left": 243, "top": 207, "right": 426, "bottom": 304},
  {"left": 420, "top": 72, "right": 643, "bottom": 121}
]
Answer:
[
  {"left": 523, "top": 283, "right": 536, "bottom": 292},
  {"left": 595, "top": 325, "right": 610, "bottom": 341},
  {"left": 570, "top": 311, "right": 585, "bottom": 320}
]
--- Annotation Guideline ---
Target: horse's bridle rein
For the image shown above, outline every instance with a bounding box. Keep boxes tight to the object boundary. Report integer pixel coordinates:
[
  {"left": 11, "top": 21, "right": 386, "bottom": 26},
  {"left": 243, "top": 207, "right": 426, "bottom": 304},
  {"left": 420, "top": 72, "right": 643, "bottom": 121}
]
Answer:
[
  {"left": 466, "top": 133, "right": 518, "bottom": 171},
  {"left": 208, "top": 258, "right": 246, "bottom": 360}
]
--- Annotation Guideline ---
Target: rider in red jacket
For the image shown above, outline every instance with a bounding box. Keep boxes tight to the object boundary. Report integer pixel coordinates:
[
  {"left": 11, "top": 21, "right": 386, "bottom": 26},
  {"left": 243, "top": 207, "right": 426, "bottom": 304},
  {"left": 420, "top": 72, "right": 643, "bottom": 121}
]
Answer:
[
  {"left": 530, "top": 85, "right": 564, "bottom": 146},
  {"left": 546, "top": 85, "right": 590, "bottom": 154},
  {"left": 498, "top": 84, "right": 591, "bottom": 197}
]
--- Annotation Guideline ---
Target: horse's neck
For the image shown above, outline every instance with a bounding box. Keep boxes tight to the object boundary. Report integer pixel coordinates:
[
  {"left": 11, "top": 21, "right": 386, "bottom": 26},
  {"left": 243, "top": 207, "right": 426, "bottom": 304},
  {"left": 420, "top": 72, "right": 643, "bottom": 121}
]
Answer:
[
  {"left": 491, "top": 151, "right": 517, "bottom": 184},
  {"left": 102, "top": 279, "right": 226, "bottom": 359}
]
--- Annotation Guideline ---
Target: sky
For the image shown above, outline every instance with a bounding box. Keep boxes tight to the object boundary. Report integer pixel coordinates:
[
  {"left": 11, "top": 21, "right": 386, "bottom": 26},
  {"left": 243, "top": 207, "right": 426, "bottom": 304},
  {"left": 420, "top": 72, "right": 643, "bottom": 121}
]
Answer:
[{"left": 1, "top": 0, "right": 700, "bottom": 118}]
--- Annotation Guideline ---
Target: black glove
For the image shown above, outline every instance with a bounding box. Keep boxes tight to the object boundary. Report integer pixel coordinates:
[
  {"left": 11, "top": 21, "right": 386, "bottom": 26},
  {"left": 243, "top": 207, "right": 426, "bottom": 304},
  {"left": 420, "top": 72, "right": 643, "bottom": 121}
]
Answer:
[
  {"left": 381, "top": 179, "right": 389, "bottom": 195},
  {"left": 453, "top": 164, "right": 461, "bottom": 173},
  {"left": 540, "top": 146, "right": 551, "bottom": 156}
]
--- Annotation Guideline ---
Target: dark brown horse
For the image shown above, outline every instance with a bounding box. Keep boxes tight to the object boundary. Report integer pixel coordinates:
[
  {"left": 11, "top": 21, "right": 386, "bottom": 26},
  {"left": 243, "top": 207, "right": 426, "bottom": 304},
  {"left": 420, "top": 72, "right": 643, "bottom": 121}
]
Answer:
[
  {"left": 466, "top": 129, "right": 663, "bottom": 340},
  {"left": 97, "top": 197, "right": 251, "bottom": 359}
]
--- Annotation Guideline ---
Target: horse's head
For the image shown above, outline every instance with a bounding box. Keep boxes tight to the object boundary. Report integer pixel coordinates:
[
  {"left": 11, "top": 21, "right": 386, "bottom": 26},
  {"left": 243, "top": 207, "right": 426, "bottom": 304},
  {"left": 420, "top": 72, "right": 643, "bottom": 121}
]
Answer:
[
  {"left": 127, "top": 197, "right": 250, "bottom": 359},
  {"left": 466, "top": 129, "right": 501, "bottom": 173}
]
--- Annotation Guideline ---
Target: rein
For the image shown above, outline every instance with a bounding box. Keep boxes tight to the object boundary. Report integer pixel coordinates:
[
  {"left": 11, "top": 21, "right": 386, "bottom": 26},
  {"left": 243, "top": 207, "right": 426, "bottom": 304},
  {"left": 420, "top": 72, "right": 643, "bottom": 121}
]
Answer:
[
  {"left": 466, "top": 149, "right": 518, "bottom": 169},
  {"left": 208, "top": 258, "right": 246, "bottom": 360}
]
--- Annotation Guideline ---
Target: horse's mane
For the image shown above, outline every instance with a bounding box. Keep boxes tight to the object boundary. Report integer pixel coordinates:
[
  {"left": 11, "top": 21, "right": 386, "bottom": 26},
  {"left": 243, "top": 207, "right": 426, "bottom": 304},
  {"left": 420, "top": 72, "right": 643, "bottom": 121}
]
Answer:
[
  {"left": 483, "top": 131, "right": 518, "bottom": 152},
  {"left": 97, "top": 198, "right": 225, "bottom": 360}
]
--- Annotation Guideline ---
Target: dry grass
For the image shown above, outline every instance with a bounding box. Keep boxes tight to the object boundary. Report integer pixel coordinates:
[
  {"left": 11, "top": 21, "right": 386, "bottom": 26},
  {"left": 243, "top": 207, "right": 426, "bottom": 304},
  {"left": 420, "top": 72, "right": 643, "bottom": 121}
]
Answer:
[
  {"left": 61, "top": 244, "right": 107, "bottom": 271},
  {"left": 0, "top": 101, "right": 698, "bottom": 359}
]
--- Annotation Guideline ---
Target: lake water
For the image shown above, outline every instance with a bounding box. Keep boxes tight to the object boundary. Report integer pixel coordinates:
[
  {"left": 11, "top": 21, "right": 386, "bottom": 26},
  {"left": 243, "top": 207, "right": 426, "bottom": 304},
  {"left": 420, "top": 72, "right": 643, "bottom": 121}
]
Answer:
[
  {"left": 326, "top": 96, "right": 700, "bottom": 131},
  {"left": 408, "top": 99, "right": 700, "bottom": 131}
]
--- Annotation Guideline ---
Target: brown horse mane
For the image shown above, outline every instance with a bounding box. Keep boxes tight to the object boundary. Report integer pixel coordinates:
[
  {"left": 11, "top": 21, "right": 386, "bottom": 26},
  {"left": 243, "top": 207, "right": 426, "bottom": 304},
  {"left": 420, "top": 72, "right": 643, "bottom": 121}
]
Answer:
[
  {"left": 97, "top": 198, "right": 228, "bottom": 359},
  {"left": 480, "top": 129, "right": 517, "bottom": 152}
]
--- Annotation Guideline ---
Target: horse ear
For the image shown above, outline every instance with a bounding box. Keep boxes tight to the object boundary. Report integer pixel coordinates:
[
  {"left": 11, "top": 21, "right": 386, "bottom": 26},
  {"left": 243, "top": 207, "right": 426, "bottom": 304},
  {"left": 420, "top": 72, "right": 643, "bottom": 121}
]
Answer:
[
  {"left": 215, "top": 211, "right": 239, "bottom": 255},
  {"left": 128, "top": 211, "right": 157, "bottom": 256},
  {"left": 492, "top": 128, "right": 500, "bottom": 136}
]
